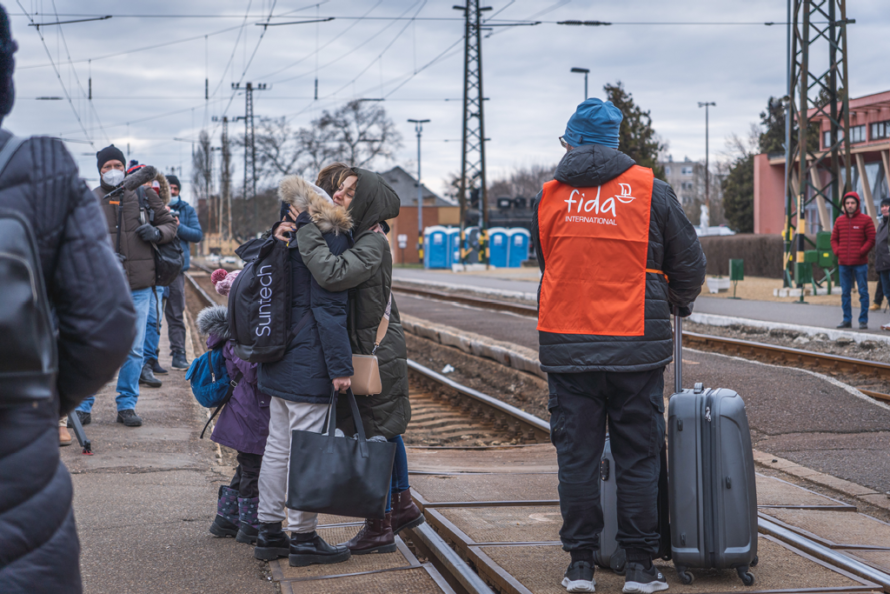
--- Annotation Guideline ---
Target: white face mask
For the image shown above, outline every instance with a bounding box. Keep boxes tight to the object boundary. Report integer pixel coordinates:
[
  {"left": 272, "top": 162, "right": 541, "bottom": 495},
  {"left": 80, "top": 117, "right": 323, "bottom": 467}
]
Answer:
[{"left": 102, "top": 169, "right": 125, "bottom": 187}]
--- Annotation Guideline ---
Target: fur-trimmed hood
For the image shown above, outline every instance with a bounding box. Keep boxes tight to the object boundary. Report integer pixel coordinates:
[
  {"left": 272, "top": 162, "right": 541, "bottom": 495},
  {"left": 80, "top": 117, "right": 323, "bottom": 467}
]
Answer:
[
  {"left": 278, "top": 175, "right": 352, "bottom": 235},
  {"left": 196, "top": 305, "right": 230, "bottom": 340},
  {"left": 154, "top": 171, "right": 171, "bottom": 205}
]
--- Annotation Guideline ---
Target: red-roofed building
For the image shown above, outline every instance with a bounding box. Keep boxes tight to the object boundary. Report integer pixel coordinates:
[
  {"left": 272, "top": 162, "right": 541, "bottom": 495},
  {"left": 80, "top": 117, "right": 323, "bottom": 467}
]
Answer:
[{"left": 754, "top": 90, "right": 890, "bottom": 235}]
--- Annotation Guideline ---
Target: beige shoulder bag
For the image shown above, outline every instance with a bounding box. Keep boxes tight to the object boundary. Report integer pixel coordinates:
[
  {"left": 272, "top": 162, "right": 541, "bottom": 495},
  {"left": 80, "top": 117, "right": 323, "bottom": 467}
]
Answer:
[{"left": 350, "top": 294, "right": 390, "bottom": 396}]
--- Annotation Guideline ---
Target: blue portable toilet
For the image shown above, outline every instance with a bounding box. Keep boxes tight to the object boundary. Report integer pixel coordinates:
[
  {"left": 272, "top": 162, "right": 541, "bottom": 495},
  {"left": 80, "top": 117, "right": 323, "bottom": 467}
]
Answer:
[
  {"left": 488, "top": 227, "right": 509, "bottom": 267},
  {"left": 463, "top": 226, "right": 480, "bottom": 264},
  {"left": 445, "top": 227, "right": 462, "bottom": 267},
  {"left": 507, "top": 228, "right": 531, "bottom": 267},
  {"left": 424, "top": 226, "right": 449, "bottom": 269}
]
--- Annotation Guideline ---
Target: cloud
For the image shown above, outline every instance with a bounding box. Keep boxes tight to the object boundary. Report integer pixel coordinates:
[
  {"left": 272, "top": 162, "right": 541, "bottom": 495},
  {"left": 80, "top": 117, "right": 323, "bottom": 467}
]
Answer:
[{"left": 4, "top": 0, "right": 886, "bottom": 201}]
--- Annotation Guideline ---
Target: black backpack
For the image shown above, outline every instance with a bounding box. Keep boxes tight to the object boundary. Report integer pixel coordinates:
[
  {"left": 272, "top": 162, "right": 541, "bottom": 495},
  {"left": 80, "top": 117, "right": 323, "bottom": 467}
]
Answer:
[
  {"left": 0, "top": 136, "right": 58, "bottom": 407},
  {"left": 136, "top": 186, "right": 184, "bottom": 287},
  {"left": 228, "top": 236, "right": 297, "bottom": 363}
]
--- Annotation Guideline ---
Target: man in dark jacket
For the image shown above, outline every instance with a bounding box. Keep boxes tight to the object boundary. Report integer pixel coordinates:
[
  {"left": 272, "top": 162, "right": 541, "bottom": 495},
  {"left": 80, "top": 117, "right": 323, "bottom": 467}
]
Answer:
[
  {"left": 73, "top": 148, "right": 177, "bottom": 427},
  {"left": 830, "top": 191, "right": 875, "bottom": 329},
  {"left": 141, "top": 173, "right": 202, "bottom": 379},
  {"left": 162, "top": 174, "right": 202, "bottom": 369},
  {"left": 875, "top": 198, "right": 890, "bottom": 330},
  {"left": 531, "top": 98, "right": 706, "bottom": 593},
  {"left": 0, "top": 7, "right": 137, "bottom": 591}
]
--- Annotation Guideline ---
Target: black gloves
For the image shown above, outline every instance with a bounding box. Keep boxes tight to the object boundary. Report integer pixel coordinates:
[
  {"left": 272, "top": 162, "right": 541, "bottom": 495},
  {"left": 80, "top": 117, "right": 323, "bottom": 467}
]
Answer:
[
  {"left": 135, "top": 223, "right": 161, "bottom": 244},
  {"left": 672, "top": 304, "right": 694, "bottom": 318}
]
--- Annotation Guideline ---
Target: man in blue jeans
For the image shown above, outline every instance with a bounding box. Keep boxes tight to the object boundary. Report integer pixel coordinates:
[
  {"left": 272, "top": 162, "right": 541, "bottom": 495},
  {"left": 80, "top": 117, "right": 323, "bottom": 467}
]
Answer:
[
  {"left": 831, "top": 191, "right": 875, "bottom": 330},
  {"left": 141, "top": 174, "right": 202, "bottom": 380},
  {"left": 73, "top": 148, "right": 178, "bottom": 427}
]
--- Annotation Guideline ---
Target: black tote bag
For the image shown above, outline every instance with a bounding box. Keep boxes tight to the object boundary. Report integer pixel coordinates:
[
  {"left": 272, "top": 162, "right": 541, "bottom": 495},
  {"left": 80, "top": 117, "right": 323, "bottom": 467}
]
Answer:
[{"left": 286, "top": 388, "right": 396, "bottom": 519}]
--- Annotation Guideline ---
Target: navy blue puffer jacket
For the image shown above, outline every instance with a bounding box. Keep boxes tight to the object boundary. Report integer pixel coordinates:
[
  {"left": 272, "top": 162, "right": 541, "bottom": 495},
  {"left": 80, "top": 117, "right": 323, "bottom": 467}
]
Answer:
[
  {"left": 0, "top": 132, "right": 136, "bottom": 593},
  {"left": 259, "top": 184, "right": 354, "bottom": 403}
]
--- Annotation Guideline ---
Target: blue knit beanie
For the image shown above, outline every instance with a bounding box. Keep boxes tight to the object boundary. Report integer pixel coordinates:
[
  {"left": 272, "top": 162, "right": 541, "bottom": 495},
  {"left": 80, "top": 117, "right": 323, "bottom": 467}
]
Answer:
[{"left": 563, "top": 98, "right": 623, "bottom": 149}]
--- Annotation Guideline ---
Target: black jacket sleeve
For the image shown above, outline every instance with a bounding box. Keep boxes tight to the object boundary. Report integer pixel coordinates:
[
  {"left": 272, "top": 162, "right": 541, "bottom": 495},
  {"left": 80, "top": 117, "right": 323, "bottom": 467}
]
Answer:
[
  {"left": 309, "top": 232, "right": 354, "bottom": 380},
  {"left": 657, "top": 180, "right": 706, "bottom": 311},
  {"left": 51, "top": 150, "right": 137, "bottom": 413},
  {"left": 531, "top": 189, "right": 545, "bottom": 274}
]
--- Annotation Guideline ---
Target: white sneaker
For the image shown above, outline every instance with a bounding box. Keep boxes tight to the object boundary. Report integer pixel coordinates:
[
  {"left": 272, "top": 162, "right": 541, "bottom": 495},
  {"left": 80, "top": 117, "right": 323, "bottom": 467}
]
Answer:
[
  {"left": 623, "top": 561, "right": 669, "bottom": 593},
  {"left": 562, "top": 560, "right": 596, "bottom": 592}
]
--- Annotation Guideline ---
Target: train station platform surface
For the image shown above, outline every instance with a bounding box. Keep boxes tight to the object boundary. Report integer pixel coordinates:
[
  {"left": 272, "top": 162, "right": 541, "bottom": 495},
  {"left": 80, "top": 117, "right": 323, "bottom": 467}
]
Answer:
[
  {"left": 405, "top": 442, "right": 890, "bottom": 594},
  {"left": 393, "top": 268, "right": 890, "bottom": 340}
]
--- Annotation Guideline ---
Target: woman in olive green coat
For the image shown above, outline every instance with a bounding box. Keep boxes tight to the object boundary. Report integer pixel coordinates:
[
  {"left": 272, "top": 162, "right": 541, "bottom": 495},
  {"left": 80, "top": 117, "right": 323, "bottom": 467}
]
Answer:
[{"left": 285, "top": 166, "right": 423, "bottom": 554}]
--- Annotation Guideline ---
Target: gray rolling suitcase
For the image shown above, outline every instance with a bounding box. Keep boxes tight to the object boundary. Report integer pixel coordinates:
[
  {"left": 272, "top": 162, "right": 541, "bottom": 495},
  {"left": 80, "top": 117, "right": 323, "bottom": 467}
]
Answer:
[
  {"left": 668, "top": 314, "right": 758, "bottom": 586},
  {"left": 595, "top": 437, "right": 626, "bottom": 574}
]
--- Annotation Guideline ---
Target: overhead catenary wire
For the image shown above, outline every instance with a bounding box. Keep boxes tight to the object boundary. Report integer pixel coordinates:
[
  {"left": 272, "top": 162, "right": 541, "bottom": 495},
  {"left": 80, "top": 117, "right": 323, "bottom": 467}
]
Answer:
[
  {"left": 15, "top": 0, "right": 96, "bottom": 147},
  {"left": 49, "top": 0, "right": 110, "bottom": 144}
]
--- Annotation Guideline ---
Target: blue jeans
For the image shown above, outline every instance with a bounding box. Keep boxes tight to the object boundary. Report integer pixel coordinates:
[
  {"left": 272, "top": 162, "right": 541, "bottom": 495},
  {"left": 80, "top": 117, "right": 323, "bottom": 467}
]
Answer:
[
  {"left": 385, "top": 435, "right": 410, "bottom": 513},
  {"left": 143, "top": 287, "right": 165, "bottom": 364},
  {"left": 840, "top": 264, "right": 869, "bottom": 325},
  {"left": 880, "top": 271, "right": 890, "bottom": 307},
  {"left": 78, "top": 287, "right": 152, "bottom": 413}
]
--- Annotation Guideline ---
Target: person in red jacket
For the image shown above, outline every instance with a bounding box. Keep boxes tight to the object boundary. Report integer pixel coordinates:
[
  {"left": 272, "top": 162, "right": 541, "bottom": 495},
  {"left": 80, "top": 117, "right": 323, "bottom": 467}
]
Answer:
[{"left": 830, "top": 191, "right": 875, "bottom": 329}]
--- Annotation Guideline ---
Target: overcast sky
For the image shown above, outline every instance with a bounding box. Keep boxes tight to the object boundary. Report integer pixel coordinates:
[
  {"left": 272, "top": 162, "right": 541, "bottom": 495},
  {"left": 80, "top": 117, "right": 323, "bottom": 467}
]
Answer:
[{"left": 5, "top": 0, "right": 888, "bottom": 204}]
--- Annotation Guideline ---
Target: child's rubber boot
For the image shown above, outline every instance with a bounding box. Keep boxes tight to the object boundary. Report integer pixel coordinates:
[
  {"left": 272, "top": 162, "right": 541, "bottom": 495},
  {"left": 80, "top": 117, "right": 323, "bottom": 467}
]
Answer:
[
  {"left": 236, "top": 496, "right": 260, "bottom": 544},
  {"left": 209, "top": 485, "right": 240, "bottom": 538}
]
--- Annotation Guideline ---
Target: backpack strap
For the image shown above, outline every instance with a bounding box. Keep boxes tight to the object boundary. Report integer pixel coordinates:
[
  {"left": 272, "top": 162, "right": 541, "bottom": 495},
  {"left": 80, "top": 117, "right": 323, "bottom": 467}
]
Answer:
[
  {"left": 0, "top": 135, "right": 26, "bottom": 177},
  {"left": 199, "top": 369, "right": 243, "bottom": 439}
]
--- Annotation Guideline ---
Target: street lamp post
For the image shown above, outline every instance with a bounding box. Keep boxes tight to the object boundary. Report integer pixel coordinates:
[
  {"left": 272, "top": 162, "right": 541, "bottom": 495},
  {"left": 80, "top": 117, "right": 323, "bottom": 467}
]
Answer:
[
  {"left": 698, "top": 101, "right": 716, "bottom": 229},
  {"left": 408, "top": 118, "right": 430, "bottom": 264},
  {"left": 571, "top": 67, "right": 590, "bottom": 100}
]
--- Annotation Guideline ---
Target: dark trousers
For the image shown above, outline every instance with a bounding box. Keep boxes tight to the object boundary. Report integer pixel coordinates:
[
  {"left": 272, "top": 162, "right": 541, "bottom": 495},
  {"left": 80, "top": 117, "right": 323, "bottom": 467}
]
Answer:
[
  {"left": 230, "top": 451, "right": 263, "bottom": 498},
  {"left": 548, "top": 367, "right": 665, "bottom": 555},
  {"left": 165, "top": 273, "right": 186, "bottom": 354}
]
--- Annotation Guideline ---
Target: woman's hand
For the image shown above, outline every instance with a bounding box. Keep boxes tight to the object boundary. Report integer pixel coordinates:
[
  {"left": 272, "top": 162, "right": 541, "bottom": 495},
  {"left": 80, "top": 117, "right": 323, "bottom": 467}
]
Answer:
[
  {"left": 332, "top": 377, "right": 351, "bottom": 393},
  {"left": 273, "top": 221, "right": 296, "bottom": 242}
]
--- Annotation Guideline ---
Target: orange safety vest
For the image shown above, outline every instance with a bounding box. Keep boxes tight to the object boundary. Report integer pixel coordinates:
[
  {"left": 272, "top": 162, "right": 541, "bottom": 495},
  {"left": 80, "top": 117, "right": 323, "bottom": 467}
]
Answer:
[{"left": 537, "top": 165, "right": 656, "bottom": 337}]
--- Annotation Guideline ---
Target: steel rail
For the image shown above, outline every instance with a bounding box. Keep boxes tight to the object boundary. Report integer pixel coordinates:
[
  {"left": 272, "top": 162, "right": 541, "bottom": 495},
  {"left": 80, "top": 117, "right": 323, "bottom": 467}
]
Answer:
[
  {"left": 759, "top": 516, "right": 890, "bottom": 591},
  {"left": 394, "top": 284, "right": 890, "bottom": 397}
]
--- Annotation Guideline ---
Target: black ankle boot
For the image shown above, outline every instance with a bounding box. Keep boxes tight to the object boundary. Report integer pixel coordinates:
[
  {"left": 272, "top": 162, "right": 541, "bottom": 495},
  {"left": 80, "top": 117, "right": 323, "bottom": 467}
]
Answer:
[
  {"left": 253, "top": 522, "right": 290, "bottom": 560},
  {"left": 288, "top": 531, "right": 351, "bottom": 567}
]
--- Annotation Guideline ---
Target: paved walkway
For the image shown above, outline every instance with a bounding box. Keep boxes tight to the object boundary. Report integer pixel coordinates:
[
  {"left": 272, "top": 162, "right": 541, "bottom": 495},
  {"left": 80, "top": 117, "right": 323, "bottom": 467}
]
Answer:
[
  {"left": 393, "top": 268, "right": 890, "bottom": 336},
  {"left": 62, "top": 315, "right": 275, "bottom": 594}
]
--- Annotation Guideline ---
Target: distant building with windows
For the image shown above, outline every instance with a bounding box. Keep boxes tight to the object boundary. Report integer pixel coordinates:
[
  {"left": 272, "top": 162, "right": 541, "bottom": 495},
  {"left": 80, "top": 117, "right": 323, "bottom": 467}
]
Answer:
[
  {"left": 660, "top": 156, "right": 705, "bottom": 205},
  {"left": 754, "top": 89, "right": 890, "bottom": 235}
]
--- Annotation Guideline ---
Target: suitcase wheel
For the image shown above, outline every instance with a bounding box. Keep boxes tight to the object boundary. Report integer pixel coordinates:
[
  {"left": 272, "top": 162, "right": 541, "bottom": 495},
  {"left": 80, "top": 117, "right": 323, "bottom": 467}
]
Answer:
[
  {"left": 750, "top": 555, "right": 759, "bottom": 567},
  {"left": 676, "top": 566, "right": 694, "bottom": 585},
  {"left": 737, "top": 566, "right": 755, "bottom": 586}
]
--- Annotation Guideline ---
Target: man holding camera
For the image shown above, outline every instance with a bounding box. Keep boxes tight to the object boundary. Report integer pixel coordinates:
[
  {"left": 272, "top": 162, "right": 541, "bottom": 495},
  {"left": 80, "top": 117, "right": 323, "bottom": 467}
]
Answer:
[
  {"left": 141, "top": 173, "right": 202, "bottom": 381},
  {"left": 72, "top": 146, "right": 177, "bottom": 428}
]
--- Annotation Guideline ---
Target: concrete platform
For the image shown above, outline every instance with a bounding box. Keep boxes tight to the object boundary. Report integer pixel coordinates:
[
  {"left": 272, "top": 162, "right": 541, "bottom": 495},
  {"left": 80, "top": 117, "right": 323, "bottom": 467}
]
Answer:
[
  {"left": 406, "top": 444, "right": 886, "bottom": 594},
  {"left": 393, "top": 268, "right": 890, "bottom": 339}
]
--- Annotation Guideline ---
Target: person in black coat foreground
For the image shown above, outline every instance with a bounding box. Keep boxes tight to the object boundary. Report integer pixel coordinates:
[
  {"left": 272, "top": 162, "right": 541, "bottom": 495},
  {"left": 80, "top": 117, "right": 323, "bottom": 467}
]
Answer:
[{"left": 0, "top": 7, "right": 137, "bottom": 593}]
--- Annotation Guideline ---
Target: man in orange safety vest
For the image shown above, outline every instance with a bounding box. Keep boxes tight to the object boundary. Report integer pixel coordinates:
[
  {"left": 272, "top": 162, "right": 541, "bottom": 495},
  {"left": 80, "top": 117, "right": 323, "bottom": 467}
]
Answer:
[{"left": 531, "top": 98, "right": 706, "bottom": 594}]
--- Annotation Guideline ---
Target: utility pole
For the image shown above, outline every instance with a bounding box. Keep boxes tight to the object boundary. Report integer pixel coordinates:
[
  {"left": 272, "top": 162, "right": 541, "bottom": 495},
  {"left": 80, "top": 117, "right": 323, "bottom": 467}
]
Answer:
[
  {"left": 571, "top": 67, "right": 589, "bottom": 100},
  {"left": 698, "top": 101, "right": 716, "bottom": 231},
  {"left": 213, "top": 115, "right": 233, "bottom": 240},
  {"left": 408, "top": 119, "right": 430, "bottom": 263},
  {"left": 454, "top": 1, "right": 491, "bottom": 266},
  {"left": 232, "top": 82, "right": 268, "bottom": 236},
  {"left": 784, "top": 0, "right": 853, "bottom": 292}
]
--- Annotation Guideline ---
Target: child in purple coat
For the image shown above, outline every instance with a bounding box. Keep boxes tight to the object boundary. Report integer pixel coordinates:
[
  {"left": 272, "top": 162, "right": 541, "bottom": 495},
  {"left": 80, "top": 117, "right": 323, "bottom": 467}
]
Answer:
[{"left": 198, "top": 269, "right": 271, "bottom": 545}]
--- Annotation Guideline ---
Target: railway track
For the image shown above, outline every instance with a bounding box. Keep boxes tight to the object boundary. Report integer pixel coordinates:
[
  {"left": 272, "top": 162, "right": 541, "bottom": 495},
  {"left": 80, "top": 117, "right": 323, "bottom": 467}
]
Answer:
[
  {"left": 184, "top": 271, "right": 890, "bottom": 593},
  {"left": 392, "top": 282, "right": 890, "bottom": 403}
]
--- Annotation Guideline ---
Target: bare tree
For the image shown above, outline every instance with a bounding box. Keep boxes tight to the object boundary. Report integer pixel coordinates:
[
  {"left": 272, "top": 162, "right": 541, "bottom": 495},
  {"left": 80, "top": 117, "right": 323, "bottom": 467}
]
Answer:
[
  {"left": 191, "top": 130, "right": 213, "bottom": 201},
  {"left": 251, "top": 116, "right": 305, "bottom": 182},
  {"left": 313, "top": 100, "right": 402, "bottom": 168},
  {"left": 489, "top": 163, "right": 557, "bottom": 199}
]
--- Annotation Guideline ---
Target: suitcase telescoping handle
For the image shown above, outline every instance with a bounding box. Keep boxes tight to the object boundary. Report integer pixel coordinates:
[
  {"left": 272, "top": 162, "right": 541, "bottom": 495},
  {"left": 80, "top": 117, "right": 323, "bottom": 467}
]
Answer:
[{"left": 673, "top": 312, "right": 683, "bottom": 393}]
